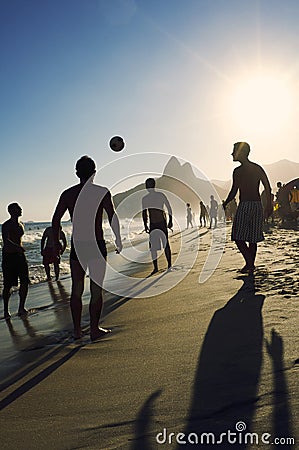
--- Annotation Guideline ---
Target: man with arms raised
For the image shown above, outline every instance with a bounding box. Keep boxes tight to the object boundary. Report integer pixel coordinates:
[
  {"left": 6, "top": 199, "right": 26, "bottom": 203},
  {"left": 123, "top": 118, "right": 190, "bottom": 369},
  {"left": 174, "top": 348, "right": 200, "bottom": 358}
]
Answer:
[
  {"left": 52, "top": 156, "right": 122, "bottom": 340},
  {"left": 223, "top": 142, "right": 272, "bottom": 274}
]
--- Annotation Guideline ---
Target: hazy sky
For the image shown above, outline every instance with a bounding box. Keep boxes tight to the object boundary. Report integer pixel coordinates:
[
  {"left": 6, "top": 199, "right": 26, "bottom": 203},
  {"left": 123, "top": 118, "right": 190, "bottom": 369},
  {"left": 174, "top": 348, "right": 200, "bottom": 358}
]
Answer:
[{"left": 1, "top": 0, "right": 299, "bottom": 221}]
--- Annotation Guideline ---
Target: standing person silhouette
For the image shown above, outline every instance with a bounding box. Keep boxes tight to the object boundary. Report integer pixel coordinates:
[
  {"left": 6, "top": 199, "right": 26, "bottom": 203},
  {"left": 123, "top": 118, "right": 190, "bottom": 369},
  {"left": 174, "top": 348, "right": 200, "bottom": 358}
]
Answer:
[
  {"left": 209, "top": 195, "right": 218, "bottom": 229},
  {"left": 223, "top": 142, "right": 272, "bottom": 274},
  {"left": 142, "top": 178, "right": 172, "bottom": 275},
  {"left": 41, "top": 225, "right": 67, "bottom": 281},
  {"left": 52, "top": 156, "right": 122, "bottom": 340},
  {"left": 186, "top": 203, "right": 193, "bottom": 229},
  {"left": 199, "top": 201, "right": 208, "bottom": 227},
  {"left": 1, "top": 203, "right": 30, "bottom": 318}
]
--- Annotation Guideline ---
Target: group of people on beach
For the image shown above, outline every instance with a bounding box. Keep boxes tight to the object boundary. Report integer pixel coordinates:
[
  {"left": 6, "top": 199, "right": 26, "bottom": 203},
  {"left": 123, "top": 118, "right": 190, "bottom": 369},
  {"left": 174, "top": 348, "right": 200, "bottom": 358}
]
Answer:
[
  {"left": 186, "top": 195, "right": 221, "bottom": 229},
  {"left": 1, "top": 142, "right": 273, "bottom": 340}
]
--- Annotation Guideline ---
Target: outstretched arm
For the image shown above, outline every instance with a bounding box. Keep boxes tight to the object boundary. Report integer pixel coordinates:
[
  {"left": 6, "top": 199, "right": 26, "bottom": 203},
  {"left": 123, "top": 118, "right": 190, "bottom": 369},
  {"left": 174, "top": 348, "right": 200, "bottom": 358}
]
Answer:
[
  {"left": 164, "top": 196, "right": 173, "bottom": 229},
  {"left": 223, "top": 170, "right": 239, "bottom": 209},
  {"left": 60, "top": 231, "right": 67, "bottom": 253},
  {"left": 260, "top": 168, "right": 272, "bottom": 218},
  {"left": 142, "top": 199, "right": 149, "bottom": 232},
  {"left": 104, "top": 192, "right": 122, "bottom": 253},
  {"left": 52, "top": 194, "right": 67, "bottom": 256}
]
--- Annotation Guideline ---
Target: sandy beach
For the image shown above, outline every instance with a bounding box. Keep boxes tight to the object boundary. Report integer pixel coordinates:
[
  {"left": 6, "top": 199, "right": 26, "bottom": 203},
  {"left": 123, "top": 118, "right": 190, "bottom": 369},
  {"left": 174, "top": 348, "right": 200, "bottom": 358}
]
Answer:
[{"left": 0, "top": 224, "right": 298, "bottom": 449}]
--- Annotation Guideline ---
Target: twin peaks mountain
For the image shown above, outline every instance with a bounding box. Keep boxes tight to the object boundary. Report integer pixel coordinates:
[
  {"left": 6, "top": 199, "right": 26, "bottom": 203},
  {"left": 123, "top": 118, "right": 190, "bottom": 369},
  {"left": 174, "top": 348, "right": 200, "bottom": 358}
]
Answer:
[
  {"left": 113, "top": 156, "right": 298, "bottom": 218},
  {"left": 113, "top": 157, "right": 227, "bottom": 218}
]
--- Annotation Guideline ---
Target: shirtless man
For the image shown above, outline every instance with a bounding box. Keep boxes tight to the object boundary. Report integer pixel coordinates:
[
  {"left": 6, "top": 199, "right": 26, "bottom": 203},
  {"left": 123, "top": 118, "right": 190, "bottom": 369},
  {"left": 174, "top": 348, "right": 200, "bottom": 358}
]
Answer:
[
  {"left": 2, "top": 203, "right": 29, "bottom": 318},
  {"left": 142, "top": 178, "right": 172, "bottom": 275},
  {"left": 52, "top": 156, "right": 122, "bottom": 340},
  {"left": 41, "top": 226, "right": 67, "bottom": 281},
  {"left": 223, "top": 142, "right": 272, "bottom": 274}
]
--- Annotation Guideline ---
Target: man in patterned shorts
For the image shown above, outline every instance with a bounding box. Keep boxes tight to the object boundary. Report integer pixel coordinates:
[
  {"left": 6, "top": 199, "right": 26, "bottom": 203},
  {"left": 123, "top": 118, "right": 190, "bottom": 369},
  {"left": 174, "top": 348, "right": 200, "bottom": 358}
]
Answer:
[{"left": 223, "top": 142, "right": 272, "bottom": 274}]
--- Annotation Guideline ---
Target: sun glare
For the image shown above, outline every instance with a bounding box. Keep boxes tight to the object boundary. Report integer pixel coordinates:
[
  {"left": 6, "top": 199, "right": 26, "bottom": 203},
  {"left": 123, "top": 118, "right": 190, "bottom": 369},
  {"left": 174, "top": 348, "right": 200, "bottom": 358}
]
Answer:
[{"left": 231, "top": 75, "right": 292, "bottom": 134}]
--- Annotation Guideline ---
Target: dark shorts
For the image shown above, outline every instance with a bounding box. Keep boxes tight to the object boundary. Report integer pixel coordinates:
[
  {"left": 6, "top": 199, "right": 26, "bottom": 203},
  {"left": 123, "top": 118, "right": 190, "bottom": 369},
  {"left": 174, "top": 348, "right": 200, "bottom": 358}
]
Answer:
[
  {"left": 149, "top": 221, "right": 169, "bottom": 251},
  {"left": 70, "top": 239, "right": 107, "bottom": 262},
  {"left": 2, "top": 252, "right": 30, "bottom": 288},
  {"left": 42, "top": 247, "right": 60, "bottom": 265},
  {"left": 232, "top": 201, "right": 264, "bottom": 243}
]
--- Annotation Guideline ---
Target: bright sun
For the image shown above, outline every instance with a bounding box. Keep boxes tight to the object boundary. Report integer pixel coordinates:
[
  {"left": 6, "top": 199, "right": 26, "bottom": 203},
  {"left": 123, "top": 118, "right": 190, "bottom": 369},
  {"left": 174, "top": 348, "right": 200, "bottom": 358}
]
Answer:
[{"left": 231, "top": 75, "right": 292, "bottom": 134}]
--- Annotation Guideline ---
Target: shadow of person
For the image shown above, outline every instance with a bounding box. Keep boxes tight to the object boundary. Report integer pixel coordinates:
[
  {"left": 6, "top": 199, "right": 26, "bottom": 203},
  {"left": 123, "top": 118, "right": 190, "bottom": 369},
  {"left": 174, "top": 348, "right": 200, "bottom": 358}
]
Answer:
[
  {"left": 266, "top": 329, "right": 294, "bottom": 449},
  {"left": 131, "top": 389, "right": 162, "bottom": 450},
  {"left": 181, "top": 276, "right": 265, "bottom": 448},
  {"left": 47, "top": 280, "right": 70, "bottom": 304}
]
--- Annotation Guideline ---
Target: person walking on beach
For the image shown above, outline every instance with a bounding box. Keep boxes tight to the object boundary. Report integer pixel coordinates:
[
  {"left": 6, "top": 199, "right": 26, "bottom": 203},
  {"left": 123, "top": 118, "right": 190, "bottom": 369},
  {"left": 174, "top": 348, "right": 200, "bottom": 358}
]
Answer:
[
  {"left": 41, "top": 226, "right": 67, "bottom": 281},
  {"left": 52, "top": 156, "right": 122, "bottom": 341},
  {"left": 186, "top": 203, "right": 193, "bottom": 229},
  {"left": 1, "top": 203, "right": 30, "bottom": 318},
  {"left": 199, "top": 201, "right": 208, "bottom": 227},
  {"left": 209, "top": 195, "right": 218, "bottom": 229},
  {"left": 223, "top": 142, "right": 272, "bottom": 274},
  {"left": 142, "top": 178, "right": 173, "bottom": 275}
]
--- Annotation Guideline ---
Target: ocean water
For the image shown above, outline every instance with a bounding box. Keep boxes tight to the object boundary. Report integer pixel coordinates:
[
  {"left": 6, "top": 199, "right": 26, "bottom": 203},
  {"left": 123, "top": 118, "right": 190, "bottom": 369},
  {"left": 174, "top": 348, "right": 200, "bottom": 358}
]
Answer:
[{"left": 0, "top": 218, "right": 147, "bottom": 292}]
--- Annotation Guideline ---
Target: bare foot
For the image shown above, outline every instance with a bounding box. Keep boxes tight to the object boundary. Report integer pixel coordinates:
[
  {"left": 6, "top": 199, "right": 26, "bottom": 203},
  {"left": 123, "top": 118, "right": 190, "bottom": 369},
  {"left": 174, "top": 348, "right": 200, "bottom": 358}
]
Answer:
[
  {"left": 150, "top": 268, "right": 159, "bottom": 276},
  {"left": 17, "top": 309, "right": 28, "bottom": 317},
  {"left": 73, "top": 329, "right": 83, "bottom": 340},
  {"left": 238, "top": 265, "right": 255, "bottom": 274},
  {"left": 4, "top": 312, "right": 11, "bottom": 320},
  {"left": 90, "top": 327, "right": 111, "bottom": 342}
]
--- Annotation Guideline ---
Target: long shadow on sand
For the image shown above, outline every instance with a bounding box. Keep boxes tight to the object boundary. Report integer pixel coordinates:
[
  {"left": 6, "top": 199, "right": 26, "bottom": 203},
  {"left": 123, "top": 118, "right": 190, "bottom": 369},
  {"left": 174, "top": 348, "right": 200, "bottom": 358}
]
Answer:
[
  {"left": 266, "top": 329, "right": 294, "bottom": 449},
  {"left": 181, "top": 276, "right": 265, "bottom": 449},
  {"left": 0, "top": 343, "right": 80, "bottom": 410},
  {"left": 131, "top": 389, "right": 162, "bottom": 450}
]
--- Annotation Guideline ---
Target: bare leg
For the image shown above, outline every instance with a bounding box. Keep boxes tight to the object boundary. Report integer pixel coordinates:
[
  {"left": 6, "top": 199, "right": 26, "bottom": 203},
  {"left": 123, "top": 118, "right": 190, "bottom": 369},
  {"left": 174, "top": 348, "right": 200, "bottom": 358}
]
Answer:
[
  {"left": 235, "top": 240, "right": 250, "bottom": 268},
  {"left": 44, "top": 264, "right": 51, "bottom": 281},
  {"left": 70, "top": 260, "right": 85, "bottom": 339},
  {"left": 150, "top": 249, "right": 158, "bottom": 274},
  {"left": 54, "top": 261, "right": 60, "bottom": 281},
  {"left": 2, "top": 286, "right": 11, "bottom": 318},
  {"left": 88, "top": 257, "right": 108, "bottom": 340},
  {"left": 165, "top": 242, "right": 172, "bottom": 269},
  {"left": 248, "top": 243, "right": 257, "bottom": 269},
  {"left": 17, "top": 282, "right": 28, "bottom": 315}
]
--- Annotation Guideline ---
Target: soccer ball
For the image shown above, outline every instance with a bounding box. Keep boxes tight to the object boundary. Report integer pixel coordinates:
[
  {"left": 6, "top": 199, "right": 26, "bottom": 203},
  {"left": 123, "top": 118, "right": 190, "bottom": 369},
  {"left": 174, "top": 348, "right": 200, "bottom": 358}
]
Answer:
[{"left": 109, "top": 136, "right": 125, "bottom": 152}]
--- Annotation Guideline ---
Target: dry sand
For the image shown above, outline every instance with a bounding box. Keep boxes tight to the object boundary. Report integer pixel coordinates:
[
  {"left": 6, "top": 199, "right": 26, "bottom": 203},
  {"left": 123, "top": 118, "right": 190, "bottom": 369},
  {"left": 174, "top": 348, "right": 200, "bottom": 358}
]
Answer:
[{"left": 0, "top": 224, "right": 298, "bottom": 449}]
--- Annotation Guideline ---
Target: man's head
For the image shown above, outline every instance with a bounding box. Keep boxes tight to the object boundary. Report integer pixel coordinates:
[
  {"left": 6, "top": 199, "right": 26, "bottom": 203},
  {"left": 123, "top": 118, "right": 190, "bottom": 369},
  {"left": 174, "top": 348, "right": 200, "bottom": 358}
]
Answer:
[
  {"left": 232, "top": 142, "right": 250, "bottom": 162},
  {"left": 8, "top": 203, "right": 22, "bottom": 218},
  {"left": 145, "top": 178, "right": 156, "bottom": 190},
  {"left": 76, "top": 156, "right": 96, "bottom": 181}
]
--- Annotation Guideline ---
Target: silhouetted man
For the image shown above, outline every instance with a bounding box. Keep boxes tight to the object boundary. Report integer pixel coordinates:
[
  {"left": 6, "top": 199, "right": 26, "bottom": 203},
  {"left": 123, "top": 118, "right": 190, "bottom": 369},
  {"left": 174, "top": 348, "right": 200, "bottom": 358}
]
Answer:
[
  {"left": 209, "top": 195, "right": 218, "bottom": 228},
  {"left": 199, "top": 201, "right": 208, "bottom": 227},
  {"left": 41, "top": 226, "right": 67, "bottom": 281},
  {"left": 186, "top": 203, "right": 193, "bottom": 229},
  {"left": 223, "top": 142, "right": 272, "bottom": 274},
  {"left": 2, "top": 203, "right": 29, "bottom": 318},
  {"left": 142, "top": 178, "right": 172, "bottom": 275},
  {"left": 52, "top": 156, "right": 122, "bottom": 340}
]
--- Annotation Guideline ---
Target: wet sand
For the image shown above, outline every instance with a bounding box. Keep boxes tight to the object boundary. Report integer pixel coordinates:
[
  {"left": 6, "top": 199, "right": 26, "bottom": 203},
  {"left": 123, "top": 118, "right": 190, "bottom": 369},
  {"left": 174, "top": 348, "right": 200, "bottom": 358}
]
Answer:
[{"left": 0, "top": 224, "right": 298, "bottom": 449}]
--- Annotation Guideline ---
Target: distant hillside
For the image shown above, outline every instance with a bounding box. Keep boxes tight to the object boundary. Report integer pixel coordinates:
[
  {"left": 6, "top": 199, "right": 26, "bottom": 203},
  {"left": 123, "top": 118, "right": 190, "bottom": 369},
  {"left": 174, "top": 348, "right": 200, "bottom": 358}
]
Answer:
[
  {"left": 212, "top": 159, "right": 299, "bottom": 193},
  {"left": 113, "top": 156, "right": 227, "bottom": 218},
  {"left": 113, "top": 157, "right": 298, "bottom": 219},
  {"left": 264, "top": 159, "right": 299, "bottom": 187}
]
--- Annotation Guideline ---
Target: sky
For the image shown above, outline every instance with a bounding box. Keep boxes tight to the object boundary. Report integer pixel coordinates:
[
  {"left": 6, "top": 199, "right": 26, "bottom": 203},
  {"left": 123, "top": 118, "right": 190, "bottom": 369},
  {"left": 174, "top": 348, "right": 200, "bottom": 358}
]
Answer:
[{"left": 1, "top": 0, "right": 299, "bottom": 222}]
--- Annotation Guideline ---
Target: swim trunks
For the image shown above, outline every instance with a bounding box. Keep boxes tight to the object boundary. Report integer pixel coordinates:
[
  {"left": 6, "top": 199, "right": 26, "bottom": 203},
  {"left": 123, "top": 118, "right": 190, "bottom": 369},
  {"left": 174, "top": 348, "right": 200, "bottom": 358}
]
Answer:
[
  {"left": 232, "top": 201, "right": 264, "bottom": 243},
  {"left": 2, "top": 252, "right": 30, "bottom": 287},
  {"left": 149, "top": 221, "right": 169, "bottom": 251}
]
